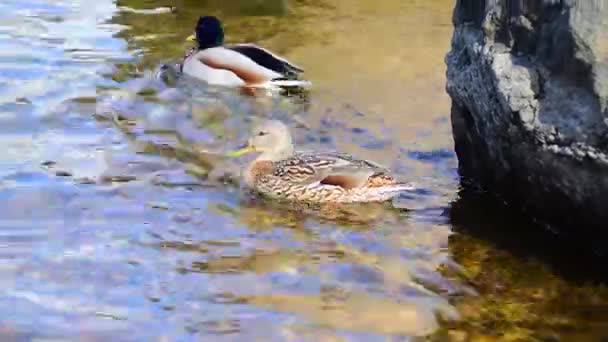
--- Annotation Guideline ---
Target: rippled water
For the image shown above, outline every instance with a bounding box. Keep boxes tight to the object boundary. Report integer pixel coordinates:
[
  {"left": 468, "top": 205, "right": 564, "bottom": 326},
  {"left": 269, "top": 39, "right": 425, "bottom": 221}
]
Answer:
[{"left": 1, "top": 0, "right": 607, "bottom": 340}]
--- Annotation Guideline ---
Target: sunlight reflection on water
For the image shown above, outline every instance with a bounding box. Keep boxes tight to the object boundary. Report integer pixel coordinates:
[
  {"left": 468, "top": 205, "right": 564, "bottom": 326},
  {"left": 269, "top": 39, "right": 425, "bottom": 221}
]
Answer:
[{"left": 0, "top": 0, "right": 472, "bottom": 340}]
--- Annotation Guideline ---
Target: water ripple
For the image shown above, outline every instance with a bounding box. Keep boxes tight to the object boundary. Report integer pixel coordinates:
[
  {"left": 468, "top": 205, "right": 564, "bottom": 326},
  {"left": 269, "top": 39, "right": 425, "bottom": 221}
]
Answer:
[{"left": 0, "top": 0, "right": 469, "bottom": 340}]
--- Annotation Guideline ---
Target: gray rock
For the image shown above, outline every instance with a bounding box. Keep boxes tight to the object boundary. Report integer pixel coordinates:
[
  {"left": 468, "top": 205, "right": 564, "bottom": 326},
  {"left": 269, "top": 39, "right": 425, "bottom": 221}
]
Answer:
[{"left": 446, "top": 0, "right": 608, "bottom": 250}]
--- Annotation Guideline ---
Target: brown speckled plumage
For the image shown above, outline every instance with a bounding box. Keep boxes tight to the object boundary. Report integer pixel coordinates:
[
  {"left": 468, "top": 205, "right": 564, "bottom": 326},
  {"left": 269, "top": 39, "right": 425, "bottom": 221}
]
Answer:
[
  {"left": 232, "top": 121, "right": 415, "bottom": 203},
  {"left": 248, "top": 154, "right": 410, "bottom": 202}
]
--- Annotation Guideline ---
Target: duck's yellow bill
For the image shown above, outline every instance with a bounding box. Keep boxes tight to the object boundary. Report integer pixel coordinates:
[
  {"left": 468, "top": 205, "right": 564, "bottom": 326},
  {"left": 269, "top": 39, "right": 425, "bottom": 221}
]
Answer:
[
  {"left": 226, "top": 145, "right": 255, "bottom": 157},
  {"left": 186, "top": 34, "right": 196, "bottom": 42}
]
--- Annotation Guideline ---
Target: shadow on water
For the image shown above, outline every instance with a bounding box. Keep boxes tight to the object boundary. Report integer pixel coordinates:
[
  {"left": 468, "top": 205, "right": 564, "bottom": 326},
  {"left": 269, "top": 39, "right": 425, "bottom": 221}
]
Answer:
[
  {"left": 451, "top": 189, "right": 608, "bottom": 283},
  {"left": 439, "top": 189, "right": 608, "bottom": 341}
]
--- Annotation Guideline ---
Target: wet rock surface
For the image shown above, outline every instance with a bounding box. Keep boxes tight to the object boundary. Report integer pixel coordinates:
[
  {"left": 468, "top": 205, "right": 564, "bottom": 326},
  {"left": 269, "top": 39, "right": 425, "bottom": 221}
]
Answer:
[{"left": 446, "top": 0, "right": 608, "bottom": 249}]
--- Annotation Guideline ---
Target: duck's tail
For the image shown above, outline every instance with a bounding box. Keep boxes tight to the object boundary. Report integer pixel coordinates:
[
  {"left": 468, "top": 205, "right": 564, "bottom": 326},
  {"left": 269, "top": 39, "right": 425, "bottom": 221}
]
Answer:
[
  {"left": 381, "top": 182, "right": 416, "bottom": 196},
  {"left": 351, "top": 182, "right": 415, "bottom": 203}
]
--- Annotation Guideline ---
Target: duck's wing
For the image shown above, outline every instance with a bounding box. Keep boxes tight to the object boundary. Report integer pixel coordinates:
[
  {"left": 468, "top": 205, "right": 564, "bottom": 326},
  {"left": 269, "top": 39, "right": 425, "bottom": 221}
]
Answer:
[
  {"left": 225, "top": 43, "right": 304, "bottom": 78},
  {"left": 274, "top": 152, "right": 388, "bottom": 189}
]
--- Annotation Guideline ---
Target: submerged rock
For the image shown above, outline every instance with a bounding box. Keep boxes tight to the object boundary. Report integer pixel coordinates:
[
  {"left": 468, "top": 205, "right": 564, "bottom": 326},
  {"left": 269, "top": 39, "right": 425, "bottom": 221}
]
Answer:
[{"left": 445, "top": 0, "right": 608, "bottom": 250}]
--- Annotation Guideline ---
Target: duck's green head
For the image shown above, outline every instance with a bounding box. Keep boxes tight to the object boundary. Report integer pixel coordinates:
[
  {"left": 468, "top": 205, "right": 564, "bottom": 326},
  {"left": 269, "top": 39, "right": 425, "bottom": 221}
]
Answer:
[{"left": 187, "top": 16, "right": 225, "bottom": 49}]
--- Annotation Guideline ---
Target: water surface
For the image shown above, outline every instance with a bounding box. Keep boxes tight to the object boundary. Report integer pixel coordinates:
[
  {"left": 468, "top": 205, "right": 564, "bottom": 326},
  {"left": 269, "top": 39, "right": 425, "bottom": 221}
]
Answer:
[{"left": 0, "top": 0, "right": 607, "bottom": 340}]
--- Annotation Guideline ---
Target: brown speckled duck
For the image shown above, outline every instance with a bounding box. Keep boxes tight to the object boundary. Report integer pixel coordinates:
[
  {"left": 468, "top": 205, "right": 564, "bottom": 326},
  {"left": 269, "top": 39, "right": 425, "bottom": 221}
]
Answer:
[{"left": 227, "top": 120, "right": 415, "bottom": 203}]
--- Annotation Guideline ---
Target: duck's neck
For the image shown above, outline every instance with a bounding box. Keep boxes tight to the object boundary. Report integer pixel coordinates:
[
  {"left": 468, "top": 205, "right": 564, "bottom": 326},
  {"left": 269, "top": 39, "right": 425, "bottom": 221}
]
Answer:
[
  {"left": 256, "top": 144, "right": 295, "bottom": 162},
  {"left": 196, "top": 34, "right": 224, "bottom": 50},
  {"left": 197, "top": 41, "right": 222, "bottom": 50},
  {"left": 244, "top": 145, "right": 294, "bottom": 187}
]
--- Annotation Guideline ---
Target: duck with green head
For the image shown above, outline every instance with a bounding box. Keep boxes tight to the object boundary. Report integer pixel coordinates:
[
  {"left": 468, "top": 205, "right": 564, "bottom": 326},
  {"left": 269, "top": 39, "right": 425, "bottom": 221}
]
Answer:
[{"left": 182, "top": 16, "right": 310, "bottom": 89}]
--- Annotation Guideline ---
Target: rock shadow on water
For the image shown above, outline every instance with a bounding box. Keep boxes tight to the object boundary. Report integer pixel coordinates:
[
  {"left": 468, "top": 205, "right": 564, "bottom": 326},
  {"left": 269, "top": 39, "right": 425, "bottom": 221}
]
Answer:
[
  {"left": 450, "top": 188, "right": 608, "bottom": 282},
  {"left": 441, "top": 188, "right": 608, "bottom": 341}
]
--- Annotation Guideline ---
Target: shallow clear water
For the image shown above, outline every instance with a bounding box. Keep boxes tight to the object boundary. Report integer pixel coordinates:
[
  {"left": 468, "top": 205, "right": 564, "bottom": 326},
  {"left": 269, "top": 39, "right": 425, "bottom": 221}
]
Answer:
[{"left": 1, "top": 0, "right": 607, "bottom": 340}]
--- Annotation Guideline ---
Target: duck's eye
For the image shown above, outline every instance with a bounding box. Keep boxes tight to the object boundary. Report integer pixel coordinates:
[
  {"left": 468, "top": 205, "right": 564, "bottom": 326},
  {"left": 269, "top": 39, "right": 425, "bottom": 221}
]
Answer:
[{"left": 257, "top": 131, "right": 268, "bottom": 136}]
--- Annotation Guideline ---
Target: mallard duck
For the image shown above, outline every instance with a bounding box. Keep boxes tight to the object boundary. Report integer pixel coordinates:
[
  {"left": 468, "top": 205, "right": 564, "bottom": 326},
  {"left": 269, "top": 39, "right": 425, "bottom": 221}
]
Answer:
[
  {"left": 182, "top": 16, "right": 310, "bottom": 89},
  {"left": 227, "top": 120, "right": 415, "bottom": 203}
]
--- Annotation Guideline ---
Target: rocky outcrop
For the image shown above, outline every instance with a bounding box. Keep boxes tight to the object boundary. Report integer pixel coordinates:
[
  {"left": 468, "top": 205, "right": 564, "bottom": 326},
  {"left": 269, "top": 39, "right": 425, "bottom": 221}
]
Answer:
[{"left": 446, "top": 0, "right": 608, "bottom": 249}]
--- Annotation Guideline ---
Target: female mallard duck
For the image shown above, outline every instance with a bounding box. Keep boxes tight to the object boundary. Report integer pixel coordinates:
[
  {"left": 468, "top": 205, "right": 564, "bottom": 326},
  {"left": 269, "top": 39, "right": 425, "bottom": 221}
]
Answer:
[
  {"left": 182, "top": 16, "right": 310, "bottom": 89},
  {"left": 228, "top": 120, "right": 415, "bottom": 203}
]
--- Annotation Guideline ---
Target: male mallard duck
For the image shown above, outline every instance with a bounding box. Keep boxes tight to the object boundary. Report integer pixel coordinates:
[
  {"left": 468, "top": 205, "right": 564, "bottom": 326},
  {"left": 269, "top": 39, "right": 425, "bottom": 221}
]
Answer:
[
  {"left": 182, "top": 16, "right": 310, "bottom": 89},
  {"left": 228, "top": 120, "right": 415, "bottom": 203}
]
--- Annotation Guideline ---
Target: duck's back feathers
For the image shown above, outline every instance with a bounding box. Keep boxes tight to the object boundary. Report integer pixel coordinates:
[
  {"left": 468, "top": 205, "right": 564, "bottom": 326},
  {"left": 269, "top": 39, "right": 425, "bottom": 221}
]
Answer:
[
  {"left": 272, "top": 151, "right": 391, "bottom": 188},
  {"left": 251, "top": 151, "right": 414, "bottom": 202},
  {"left": 225, "top": 43, "right": 304, "bottom": 79}
]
